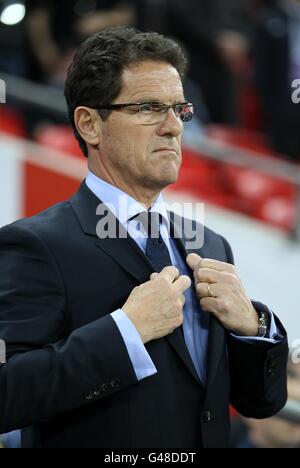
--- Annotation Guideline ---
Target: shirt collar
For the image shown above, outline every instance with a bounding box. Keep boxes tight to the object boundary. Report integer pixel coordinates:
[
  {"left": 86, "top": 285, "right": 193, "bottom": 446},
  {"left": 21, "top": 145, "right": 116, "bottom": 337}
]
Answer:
[{"left": 85, "top": 170, "right": 170, "bottom": 227}]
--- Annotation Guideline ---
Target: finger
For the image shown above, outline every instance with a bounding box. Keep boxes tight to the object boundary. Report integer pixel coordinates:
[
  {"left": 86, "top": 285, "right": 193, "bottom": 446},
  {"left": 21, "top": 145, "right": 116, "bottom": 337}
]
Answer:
[
  {"left": 195, "top": 268, "right": 233, "bottom": 285},
  {"left": 186, "top": 253, "right": 202, "bottom": 272},
  {"left": 199, "top": 258, "right": 235, "bottom": 274},
  {"left": 173, "top": 275, "right": 191, "bottom": 294},
  {"left": 200, "top": 297, "right": 221, "bottom": 317},
  {"left": 159, "top": 266, "right": 180, "bottom": 283},
  {"left": 181, "top": 294, "right": 186, "bottom": 307},
  {"left": 196, "top": 282, "right": 219, "bottom": 299},
  {"left": 150, "top": 273, "right": 159, "bottom": 280}
]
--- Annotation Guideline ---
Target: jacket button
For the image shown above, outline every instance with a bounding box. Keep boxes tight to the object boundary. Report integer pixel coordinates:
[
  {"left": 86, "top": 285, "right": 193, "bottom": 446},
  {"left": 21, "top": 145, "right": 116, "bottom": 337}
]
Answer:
[
  {"left": 267, "top": 358, "right": 277, "bottom": 368},
  {"left": 93, "top": 387, "right": 102, "bottom": 397},
  {"left": 266, "top": 359, "right": 276, "bottom": 377},
  {"left": 101, "top": 383, "right": 111, "bottom": 393},
  {"left": 110, "top": 378, "right": 121, "bottom": 388},
  {"left": 202, "top": 409, "right": 213, "bottom": 423},
  {"left": 84, "top": 392, "right": 93, "bottom": 401}
]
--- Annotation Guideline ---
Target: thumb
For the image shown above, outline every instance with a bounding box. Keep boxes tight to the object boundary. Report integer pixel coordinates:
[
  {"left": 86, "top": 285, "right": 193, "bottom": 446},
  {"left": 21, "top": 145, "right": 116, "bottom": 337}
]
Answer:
[
  {"left": 186, "top": 253, "right": 202, "bottom": 271},
  {"left": 150, "top": 272, "right": 159, "bottom": 280}
]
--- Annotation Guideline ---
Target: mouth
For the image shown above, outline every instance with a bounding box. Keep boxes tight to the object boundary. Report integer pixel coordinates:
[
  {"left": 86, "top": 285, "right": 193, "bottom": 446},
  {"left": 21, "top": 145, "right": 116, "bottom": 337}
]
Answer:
[{"left": 154, "top": 148, "right": 178, "bottom": 155}]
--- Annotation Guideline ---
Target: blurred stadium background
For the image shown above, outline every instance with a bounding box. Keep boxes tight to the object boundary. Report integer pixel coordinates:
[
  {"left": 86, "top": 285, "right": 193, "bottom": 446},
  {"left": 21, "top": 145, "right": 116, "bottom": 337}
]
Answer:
[{"left": 1, "top": 0, "right": 300, "bottom": 449}]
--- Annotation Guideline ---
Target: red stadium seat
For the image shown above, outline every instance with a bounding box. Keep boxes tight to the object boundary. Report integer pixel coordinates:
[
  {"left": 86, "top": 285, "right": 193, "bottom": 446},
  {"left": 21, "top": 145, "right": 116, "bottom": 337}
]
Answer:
[
  {"left": 256, "top": 196, "right": 296, "bottom": 231},
  {"left": 206, "top": 125, "right": 274, "bottom": 155},
  {"left": 224, "top": 168, "right": 294, "bottom": 201},
  {"left": 0, "top": 107, "right": 26, "bottom": 137},
  {"left": 223, "top": 167, "right": 296, "bottom": 230}
]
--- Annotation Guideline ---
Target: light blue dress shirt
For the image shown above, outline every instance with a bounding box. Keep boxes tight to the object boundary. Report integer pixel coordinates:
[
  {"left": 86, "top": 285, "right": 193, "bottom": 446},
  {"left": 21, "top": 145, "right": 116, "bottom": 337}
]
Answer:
[{"left": 86, "top": 171, "right": 279, "bottom": 384}]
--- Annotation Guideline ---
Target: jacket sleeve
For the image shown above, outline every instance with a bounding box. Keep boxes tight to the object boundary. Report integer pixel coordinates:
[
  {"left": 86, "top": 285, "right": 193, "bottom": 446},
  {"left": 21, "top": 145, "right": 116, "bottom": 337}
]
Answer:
[
  {"left": 0, "top": 224, "right": 138, "bottom": 433},
  {"left": 221, "top": 235, "right": 289, "bottom": 418}
]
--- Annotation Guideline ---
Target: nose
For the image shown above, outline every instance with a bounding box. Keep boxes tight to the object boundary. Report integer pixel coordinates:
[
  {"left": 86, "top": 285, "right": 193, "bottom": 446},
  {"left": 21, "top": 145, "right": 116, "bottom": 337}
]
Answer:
[{"left": 156, "top": 108, "right": 183, "bottom": 138}]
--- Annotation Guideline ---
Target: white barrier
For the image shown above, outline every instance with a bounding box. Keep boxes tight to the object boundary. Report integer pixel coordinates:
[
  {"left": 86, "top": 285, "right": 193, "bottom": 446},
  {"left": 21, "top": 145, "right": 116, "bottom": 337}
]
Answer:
[
  {"left": 0, "top": 79, "right": 5, "bottom": 103},
  {"left": 0, "top": 339, "right": 6, "bottom": 364}
]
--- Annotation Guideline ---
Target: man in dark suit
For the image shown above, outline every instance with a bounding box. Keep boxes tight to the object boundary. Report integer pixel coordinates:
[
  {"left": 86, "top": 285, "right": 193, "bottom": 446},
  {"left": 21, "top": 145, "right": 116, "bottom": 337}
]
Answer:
[{"left": 0, "top": 27, "right": 288, "bottom": 448}]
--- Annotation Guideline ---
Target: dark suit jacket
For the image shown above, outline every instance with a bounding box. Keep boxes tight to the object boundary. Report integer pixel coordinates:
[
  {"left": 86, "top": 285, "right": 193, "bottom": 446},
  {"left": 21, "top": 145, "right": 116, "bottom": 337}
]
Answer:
[{"left": 0, "top": 182, "right": 288, "bottom": 448}]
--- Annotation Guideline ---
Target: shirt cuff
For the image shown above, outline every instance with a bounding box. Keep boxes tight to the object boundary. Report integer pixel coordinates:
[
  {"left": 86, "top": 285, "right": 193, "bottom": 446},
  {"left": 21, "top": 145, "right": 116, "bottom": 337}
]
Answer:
[
  {"left": 111, "top": 309, "right": 157, "bottom": 381},
  {"left": 230, "top": 310, "right": 282, "bottom": 344}
]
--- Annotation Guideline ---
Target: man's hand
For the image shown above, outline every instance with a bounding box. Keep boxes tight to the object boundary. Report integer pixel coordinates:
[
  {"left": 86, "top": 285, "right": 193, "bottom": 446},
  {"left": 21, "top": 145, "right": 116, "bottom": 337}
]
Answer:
[
  {"left": 122, "top": 266, "right": 191, "bottom": 344},
  {"left": 186, "top": 253, "right": 259, "bottom": 336}
]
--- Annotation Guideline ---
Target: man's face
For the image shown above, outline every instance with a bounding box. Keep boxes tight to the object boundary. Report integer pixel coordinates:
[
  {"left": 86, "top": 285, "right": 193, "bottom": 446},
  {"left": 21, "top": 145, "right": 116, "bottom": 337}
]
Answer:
[{"left": 98, "top": 60, "right": 185, "bottom": 195}]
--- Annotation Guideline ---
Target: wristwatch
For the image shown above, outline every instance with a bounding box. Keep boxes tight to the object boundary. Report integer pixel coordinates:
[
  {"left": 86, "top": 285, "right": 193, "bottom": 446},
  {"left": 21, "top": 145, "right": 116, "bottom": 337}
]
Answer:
[{"left": 257, "top": 310, "right": 269, "bottom": 338}]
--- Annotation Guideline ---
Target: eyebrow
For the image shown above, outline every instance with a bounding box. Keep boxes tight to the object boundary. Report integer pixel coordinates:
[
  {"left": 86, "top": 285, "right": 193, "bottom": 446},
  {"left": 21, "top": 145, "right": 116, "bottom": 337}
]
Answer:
[{"left": 127, "top": 98, "right": 187, "bottom": 104}]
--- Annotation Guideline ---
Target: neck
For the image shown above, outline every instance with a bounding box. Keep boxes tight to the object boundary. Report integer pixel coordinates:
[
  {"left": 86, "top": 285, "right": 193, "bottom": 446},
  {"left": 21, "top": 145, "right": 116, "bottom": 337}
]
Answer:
[
  {"left": 118, "top": 184, "right": 160, "bottom": 209},
  {"left": 88, "top": 165, "right": 161, "bottom": 210}
]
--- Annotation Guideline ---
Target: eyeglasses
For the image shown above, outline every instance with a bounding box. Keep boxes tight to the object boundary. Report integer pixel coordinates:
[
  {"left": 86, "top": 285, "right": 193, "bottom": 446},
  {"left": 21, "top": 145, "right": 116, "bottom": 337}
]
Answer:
[{"left": 92, "top": 101, "right": 194, "bottom": 125}]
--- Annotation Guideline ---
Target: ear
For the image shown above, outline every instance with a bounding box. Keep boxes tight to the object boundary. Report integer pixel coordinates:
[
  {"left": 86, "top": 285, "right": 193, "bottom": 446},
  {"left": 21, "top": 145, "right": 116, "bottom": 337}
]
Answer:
[{"left": 74, "top": 106, "right": 101, "bottom": 148}]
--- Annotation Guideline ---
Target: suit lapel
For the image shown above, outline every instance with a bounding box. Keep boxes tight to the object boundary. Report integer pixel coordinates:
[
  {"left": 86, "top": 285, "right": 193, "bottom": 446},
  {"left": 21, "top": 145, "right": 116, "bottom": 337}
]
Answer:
[
  {"left": 95, "top": 235, "right": 153, "bottom": 284},
  {"left": 206, "top": 318, "right": 226, "bottom": 387},
  {"left": 70, "top": 181, "right": 154, "bottom": 283}
]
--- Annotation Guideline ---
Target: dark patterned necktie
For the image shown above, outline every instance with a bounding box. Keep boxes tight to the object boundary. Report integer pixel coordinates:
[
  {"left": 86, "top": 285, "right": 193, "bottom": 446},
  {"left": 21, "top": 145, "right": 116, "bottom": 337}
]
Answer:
[
  {"left": 134, "top": 211, "right": 197, "bottom": 374},
  {"left": 137, "top": 211, "right": 172, "bottom": 272}
]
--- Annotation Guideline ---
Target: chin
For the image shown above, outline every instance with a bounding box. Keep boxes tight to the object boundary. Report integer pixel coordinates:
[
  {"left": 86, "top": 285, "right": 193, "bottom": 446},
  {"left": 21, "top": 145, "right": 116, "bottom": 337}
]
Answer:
[
  {"left": 161, "top": 160, "right": 180, "bottom": 181},
  {"left": 156, "top": 172, "right": 179, "bottom": 189},
  {"left": 145, "top": 162, "right": 180, "bottom": 190}
]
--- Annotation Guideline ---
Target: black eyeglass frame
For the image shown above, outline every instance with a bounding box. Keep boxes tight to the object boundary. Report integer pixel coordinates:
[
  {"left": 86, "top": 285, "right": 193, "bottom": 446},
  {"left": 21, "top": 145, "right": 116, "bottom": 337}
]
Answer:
[{"left": 91, "top": 101, "right": 195, "bottom": 122}]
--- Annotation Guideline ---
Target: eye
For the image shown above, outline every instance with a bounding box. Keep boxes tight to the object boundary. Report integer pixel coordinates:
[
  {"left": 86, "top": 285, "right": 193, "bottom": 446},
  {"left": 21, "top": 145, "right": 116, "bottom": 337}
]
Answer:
[
  {"left": 139, "top": 103, "right": 155, "bottom": 113},
  {"left": 174, "top": 104, "right": 185, "bottom": 114},
  {"left": 139, "top": 103, "right": 164, "bottom": 113}
]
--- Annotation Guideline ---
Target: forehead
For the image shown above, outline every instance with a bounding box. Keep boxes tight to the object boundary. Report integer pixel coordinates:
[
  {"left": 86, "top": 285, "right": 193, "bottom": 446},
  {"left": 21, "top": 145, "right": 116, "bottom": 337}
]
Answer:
[{"left": 119, "top": 60, "right": 184, "bottom": 102}]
